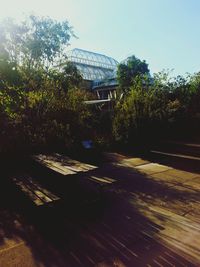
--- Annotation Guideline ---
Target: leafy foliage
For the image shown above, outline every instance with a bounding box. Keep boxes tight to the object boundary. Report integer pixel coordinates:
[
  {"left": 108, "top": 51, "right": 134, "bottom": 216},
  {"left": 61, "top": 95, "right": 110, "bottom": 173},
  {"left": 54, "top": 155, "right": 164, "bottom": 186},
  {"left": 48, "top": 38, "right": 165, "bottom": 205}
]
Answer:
[
  {"left": 50, "top": 62, "right": 83, "bottom": 92},
  {"left": 0, "top": 16, "right": 200, "bottom": 156},
  {"left": 0, "top": 16, "right": 73, "bottom": 68},
  {"left": 0, "top": 16, "right": 94, "bottom": 155},
  {"left": 117, "top": 55, "right": 150, "bottom": 93},
  {"left": 113, "top": 72, "right": 200, "bottom": 147}
]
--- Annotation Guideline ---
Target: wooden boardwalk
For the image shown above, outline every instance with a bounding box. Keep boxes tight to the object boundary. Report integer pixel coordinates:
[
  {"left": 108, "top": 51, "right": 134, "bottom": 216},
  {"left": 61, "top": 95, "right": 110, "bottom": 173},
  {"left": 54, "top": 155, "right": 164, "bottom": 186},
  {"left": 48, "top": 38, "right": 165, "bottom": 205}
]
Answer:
[{"left": 0, "top": 152, "right": 200, "bottom": 266}]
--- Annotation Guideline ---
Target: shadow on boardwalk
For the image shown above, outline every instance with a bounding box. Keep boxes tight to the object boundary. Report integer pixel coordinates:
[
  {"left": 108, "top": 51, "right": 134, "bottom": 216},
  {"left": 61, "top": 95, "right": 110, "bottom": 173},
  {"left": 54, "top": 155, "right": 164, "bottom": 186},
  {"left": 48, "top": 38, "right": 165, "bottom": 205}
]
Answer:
[{"left": 0, "top": 158, "right": 199, "bottom": 266}]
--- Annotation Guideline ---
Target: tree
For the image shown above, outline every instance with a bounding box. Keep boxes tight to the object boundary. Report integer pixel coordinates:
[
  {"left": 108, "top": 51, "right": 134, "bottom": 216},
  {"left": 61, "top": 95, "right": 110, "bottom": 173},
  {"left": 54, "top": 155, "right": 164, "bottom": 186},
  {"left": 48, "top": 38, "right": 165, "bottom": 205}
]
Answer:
[
  {"left": 25, "top": 15, "right": 74, "bottom": 68},
  {"left": 117, "top": 55, "right": 150, "bottom": 93},
  {"left": 48, "top": 62, "right": 83, "bottom": 93},
  {"left": 61, "top": 62, "right": 83, "bottom": 90},
  {"left": 0, "top": 16, "right": 74, "bottom": 71},
  {"left": 0, "top": 15, "right": 75, "bottom": 91}
]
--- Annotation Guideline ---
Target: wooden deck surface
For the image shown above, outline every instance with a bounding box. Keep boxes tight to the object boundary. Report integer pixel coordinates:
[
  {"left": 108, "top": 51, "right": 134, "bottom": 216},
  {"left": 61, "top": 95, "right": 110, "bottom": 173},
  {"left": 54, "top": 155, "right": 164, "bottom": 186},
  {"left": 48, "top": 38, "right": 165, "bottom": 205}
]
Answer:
[{"left": 0, "top": 152, "right": 200, "bottom": 266}]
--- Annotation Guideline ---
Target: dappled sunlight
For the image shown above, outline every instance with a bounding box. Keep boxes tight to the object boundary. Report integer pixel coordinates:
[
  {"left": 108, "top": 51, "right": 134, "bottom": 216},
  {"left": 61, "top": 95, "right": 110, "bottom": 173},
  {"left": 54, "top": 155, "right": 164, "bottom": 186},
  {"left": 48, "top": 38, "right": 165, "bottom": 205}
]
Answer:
[
  {"left": 128, "top": 197, "right": 200, "bottom": 263},
  {"left": 33, "top": 153, "right": 98, "bottom": 176},
  {"left": 0, "top": 153, "right": 199, "bottom": 266}
]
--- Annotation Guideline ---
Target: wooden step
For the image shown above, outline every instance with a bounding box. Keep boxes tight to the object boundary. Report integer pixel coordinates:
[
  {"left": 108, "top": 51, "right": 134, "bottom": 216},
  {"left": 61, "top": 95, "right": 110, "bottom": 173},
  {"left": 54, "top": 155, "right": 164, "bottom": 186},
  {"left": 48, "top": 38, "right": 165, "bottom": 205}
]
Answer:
[
  {"left": 153, "top": 141, "right": 200, "bottom": 158},
  {"left": 148, "top": 150, "right": 200, "bottom": 172}
]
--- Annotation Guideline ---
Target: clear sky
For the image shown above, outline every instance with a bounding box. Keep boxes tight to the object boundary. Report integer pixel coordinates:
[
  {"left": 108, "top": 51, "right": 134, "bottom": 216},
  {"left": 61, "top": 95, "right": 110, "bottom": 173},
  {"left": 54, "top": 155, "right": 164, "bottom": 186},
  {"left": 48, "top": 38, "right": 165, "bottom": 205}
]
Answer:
[{"left": 0, "top": 0, "right": 200, "bottom": 76}]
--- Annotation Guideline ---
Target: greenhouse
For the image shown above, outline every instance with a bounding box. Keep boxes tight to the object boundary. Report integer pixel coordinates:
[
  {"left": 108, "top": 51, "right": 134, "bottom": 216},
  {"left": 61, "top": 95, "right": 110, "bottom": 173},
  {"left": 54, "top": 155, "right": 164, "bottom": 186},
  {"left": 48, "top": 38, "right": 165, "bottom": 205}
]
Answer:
[{"left": 66, "top": 48, "right": 118, "bottom": 81}]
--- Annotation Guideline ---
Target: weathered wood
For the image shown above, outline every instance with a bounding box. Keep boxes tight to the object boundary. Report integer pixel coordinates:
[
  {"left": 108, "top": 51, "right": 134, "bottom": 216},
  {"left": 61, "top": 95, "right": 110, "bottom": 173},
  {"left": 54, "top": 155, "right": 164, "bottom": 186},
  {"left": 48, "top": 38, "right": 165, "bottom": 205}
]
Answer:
[
  {"left": 12, "top": 175, "right": 60, "bottom": 206},
  {"left": 26, "top": 176, "right": 60, "bottom": 201},
  {"left": 33, "top": 156, "right": 75, "bottom": 175},
  {"left": 88, "top": 175, "right": 116, "bottom": 186},
  {"left": 13, "top": 177, "right": 44, "bottom": 206},
  {"left": 32, "top": 153, "right": 97, "bottom": 175}
]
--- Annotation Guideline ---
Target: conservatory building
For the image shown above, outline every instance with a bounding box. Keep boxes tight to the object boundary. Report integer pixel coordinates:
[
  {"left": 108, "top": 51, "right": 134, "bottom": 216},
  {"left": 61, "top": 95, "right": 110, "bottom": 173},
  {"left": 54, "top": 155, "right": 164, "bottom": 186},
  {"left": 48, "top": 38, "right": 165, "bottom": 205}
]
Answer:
[{"left": 66, "top": 48, "right": 119, "bottom": 99}]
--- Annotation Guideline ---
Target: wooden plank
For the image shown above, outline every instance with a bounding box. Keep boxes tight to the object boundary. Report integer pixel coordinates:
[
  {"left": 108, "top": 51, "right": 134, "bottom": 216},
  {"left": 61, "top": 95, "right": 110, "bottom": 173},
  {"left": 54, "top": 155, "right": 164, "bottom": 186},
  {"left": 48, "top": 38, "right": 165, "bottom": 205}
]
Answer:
[
  {"left": 12, "top": 177, "right": 44, "bottom": 206},
  {"left": 32, "top": 153, "right": 97, "bottom": 175},
  {"left": 33, "top": 156, "right": 75, "bottom": 175},
  {"left": 22, "top": 178, "right": 53, "bottom": 204},
  {"left": 52, "top": 153, "right": 97, "bottom": 172},
  {"left": 127, "top": 194, "right": 200, "bottom": 264},
  {"left": 151, "top": 150, "right": 200, "bottom": 161},
  {"left": 88, "top": 176, "right": 116, "bottom": 186},
  {"left": 135, "top": 163, "right": 172, "bottom": 175},
  {"left": 122, "top": 158, "right": 150, "bottom": 167},
  {"left": 12, "top": 175, "right": 60, "bottom": 206},
  {"left": 26, "top": 176, "right": 60, "bottom": 201}
]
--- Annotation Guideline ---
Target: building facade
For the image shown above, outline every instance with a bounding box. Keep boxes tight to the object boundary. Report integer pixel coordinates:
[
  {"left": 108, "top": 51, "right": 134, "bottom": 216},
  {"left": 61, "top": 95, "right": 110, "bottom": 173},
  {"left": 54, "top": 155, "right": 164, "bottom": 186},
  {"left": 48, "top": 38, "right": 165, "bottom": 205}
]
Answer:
[{"left": 66, "top": 48, "right": 119, "bottom": 99}]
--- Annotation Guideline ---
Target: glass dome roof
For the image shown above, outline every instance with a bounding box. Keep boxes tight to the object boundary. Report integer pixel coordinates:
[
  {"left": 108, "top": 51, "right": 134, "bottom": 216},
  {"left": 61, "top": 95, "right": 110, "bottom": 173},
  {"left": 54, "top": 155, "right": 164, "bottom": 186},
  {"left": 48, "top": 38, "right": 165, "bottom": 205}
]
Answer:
[{"left": 66, "top": 48, "right": 118, "bottom": 80}]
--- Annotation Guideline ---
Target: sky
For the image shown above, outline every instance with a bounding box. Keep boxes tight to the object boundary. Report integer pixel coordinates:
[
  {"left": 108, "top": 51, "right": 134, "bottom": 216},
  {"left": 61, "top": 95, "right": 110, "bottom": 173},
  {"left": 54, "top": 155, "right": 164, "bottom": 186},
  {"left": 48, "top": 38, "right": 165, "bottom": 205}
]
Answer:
[{"left": 0, "top": 0, "right": 200, "bottom": 76}]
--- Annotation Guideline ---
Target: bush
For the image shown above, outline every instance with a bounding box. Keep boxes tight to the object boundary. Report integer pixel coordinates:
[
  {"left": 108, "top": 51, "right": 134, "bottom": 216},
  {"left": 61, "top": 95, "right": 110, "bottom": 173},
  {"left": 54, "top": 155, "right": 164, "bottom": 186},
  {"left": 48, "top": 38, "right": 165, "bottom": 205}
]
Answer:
[
  {"left": 113, "top": 73, "right": 200, "bottom": 149},
  {"left": 0, "top": 83, "right": 94, "bottom": 155}
]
